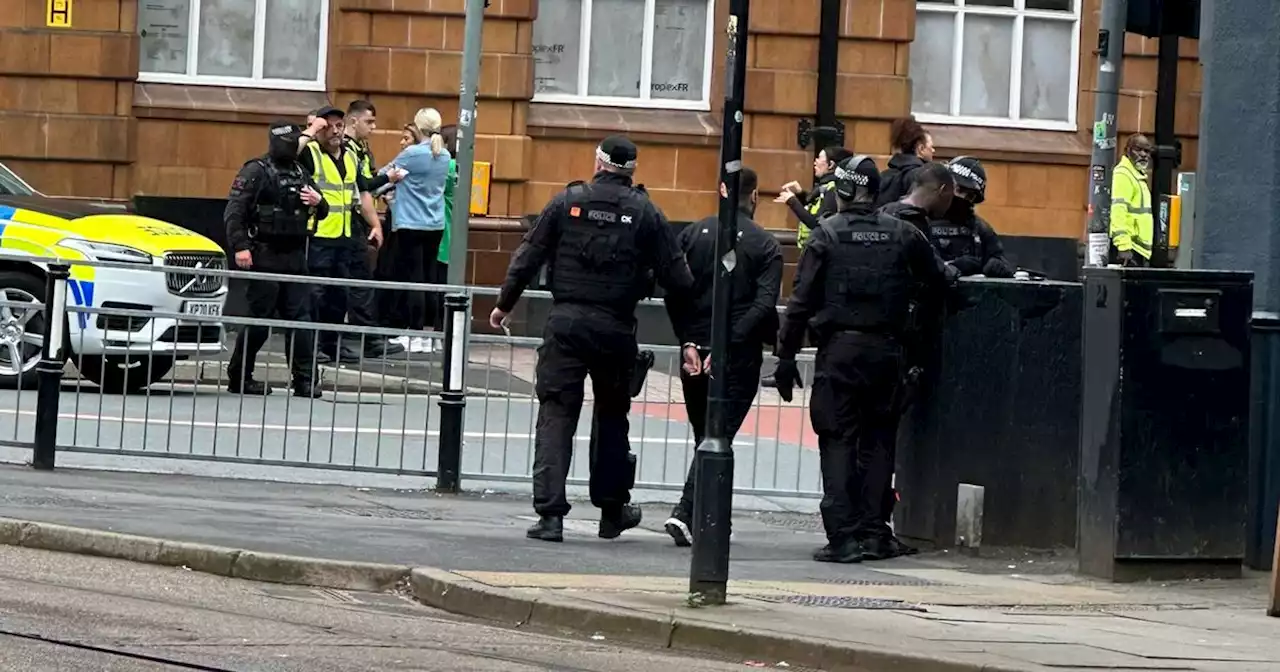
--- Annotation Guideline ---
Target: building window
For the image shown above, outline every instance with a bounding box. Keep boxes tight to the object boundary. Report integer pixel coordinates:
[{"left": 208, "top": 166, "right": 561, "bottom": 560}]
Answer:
[
  {"left": 137, "top": 0, "right": 329, "bottom": 91},
  {"left": 533, "top": 0, "right": 716, "bottom": 111},
  {"left": 911, "top": 0, "right": 1080, "bottom": 131}
]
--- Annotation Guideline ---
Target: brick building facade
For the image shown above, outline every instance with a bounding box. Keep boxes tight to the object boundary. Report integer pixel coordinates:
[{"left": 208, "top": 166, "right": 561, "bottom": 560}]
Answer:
[{"left": 0, "top": 0, "right": 1201, "bottom": 289}]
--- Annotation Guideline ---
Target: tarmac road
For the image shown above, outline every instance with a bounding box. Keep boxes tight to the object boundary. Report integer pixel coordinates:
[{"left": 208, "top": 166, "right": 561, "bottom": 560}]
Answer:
[
  {"left": 0, "top": 545, "right": 802, "bottom": 671},
  {"left": 0, "top": 385, "right": 821, "bottom": 497}
]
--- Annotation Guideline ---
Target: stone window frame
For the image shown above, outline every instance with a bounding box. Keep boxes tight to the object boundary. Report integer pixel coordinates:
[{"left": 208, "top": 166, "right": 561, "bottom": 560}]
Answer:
[
  {"left": 137, "top": 0, "right": 331, "bottom": 93},
  {"left": 532, "top": 0, "right": 718, "bottom": 112},
  {"left": 912, "top": 0, "right": 1082, "bottom": 132}
]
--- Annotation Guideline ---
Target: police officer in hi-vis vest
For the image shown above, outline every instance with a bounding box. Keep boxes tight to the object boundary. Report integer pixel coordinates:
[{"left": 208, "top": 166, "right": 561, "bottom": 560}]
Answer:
[{"left": 296, "top": 106, "right": 400, "bottom": 364}]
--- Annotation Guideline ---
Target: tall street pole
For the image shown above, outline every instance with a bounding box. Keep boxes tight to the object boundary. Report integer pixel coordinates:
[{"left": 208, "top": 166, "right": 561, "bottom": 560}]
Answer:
[
  {"left": 1085, "top": 0, "right": 1127, "bottom": 267},
  {"left": 689, "top": 0, "right": 749, "bottom": 607},
  {"left": 448, "top": 0, "right": 487, "bottom": 286}
]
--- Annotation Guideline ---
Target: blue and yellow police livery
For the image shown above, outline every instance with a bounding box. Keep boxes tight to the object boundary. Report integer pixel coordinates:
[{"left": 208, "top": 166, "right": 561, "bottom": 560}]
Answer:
[{"left": 0, "top": 162, "right": 227, "bottom": 392}]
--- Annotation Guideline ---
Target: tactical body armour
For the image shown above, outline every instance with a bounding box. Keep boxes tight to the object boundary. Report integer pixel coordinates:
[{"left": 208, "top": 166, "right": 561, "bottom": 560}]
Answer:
[
  {"left": 929, "top": 220, "right": 981, "bottom": 261},
  {"left": 548, "top": 181, "right": 647, "bottom": 310},
  {"left": 818, "top": 212, "right": 914, "bottom": 336},
  {"left": 253, "top": 160, "right": 313, "bottom": 239}
]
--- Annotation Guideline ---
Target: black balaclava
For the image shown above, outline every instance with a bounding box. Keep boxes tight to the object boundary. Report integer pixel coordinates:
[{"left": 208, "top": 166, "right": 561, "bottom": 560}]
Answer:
[{"left": 268, "top": 121, "right": 300, "bottom": 164}]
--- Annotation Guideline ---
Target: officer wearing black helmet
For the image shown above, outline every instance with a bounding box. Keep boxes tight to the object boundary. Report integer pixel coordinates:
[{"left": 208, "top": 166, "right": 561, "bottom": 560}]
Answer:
[
  {"left": 490, "top": 135, "right": 695, "bottom": 543},
  {"left": 767, "top": 156, "right": 957, "bottom": 564},
  {"left": 224, "top": 120, "right": 328, "bottom": 398},
  {"left": 930, "top": 157, "right": 1014, "bottom": 278}
]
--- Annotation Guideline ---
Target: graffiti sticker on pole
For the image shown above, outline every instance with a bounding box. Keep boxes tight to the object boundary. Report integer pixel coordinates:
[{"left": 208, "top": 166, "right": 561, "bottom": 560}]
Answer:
[{"left": 47, "top": 0, "right": 72, "bottom": 27}]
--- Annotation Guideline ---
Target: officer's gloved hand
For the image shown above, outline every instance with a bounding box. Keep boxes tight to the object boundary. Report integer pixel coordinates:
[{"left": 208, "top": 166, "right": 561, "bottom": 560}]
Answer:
[
  {"left": 944, "top": 262, "right": 961, "bottom": 285},
  {"left": 950, "top": 256, "right": 983, "bottom": 276},
  {"left": 982, "top": 257, "right": 1016, "bottom": 278},
  {"left": 764, "top": 359, "right": 803, "bottom": 403}
]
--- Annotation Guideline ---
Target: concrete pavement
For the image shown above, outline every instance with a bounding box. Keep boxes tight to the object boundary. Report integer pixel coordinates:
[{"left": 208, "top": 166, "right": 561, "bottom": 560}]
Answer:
[
  {"left": 0, "top": 466, "right": 1276, "bottom": 671},
  {"left": 0, "top": 545, "right": 763, "bottom": 671}
]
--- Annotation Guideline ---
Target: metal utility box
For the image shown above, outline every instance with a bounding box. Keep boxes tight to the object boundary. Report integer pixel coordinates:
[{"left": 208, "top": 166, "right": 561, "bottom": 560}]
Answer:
[{"left": 1079, "top": 268, "right": 1253, "bottom": 581}]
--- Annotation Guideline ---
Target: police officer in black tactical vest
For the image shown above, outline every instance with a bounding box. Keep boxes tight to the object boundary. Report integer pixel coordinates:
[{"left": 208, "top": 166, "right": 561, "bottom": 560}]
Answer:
[
  {"left": 929, "top": 156, "right": 1015, "bottom": 278},
  {"left": 490, "top": 136, "right": 695, "bottom": 543},
  {"left": 225, "top": 120, "right": 327, "bottom": 398},
  {"left": 767, "top": 156, "right": 958, "bottom": 564}
]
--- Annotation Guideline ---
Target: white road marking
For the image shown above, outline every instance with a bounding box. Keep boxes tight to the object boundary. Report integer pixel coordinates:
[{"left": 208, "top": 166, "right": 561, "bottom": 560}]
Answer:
[{"left": 0, "top": 408, "right": 697, "bottom": 446}]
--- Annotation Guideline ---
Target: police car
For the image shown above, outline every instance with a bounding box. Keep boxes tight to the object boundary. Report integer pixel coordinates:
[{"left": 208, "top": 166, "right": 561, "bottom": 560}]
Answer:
[{"left": 0, "top": 162, "right": 227, "bottom": 393}]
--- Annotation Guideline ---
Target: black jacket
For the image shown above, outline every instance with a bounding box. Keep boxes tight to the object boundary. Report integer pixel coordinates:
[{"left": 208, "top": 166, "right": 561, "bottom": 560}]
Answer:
[
  {"left": 225, "top": 157, "right": 328, "bottom": 253},
  {"left": 776, "top": 204, "right": 951, "bottom": 360},
  {"left": 664, "top": 208, "right": 783, "bottom": 349},
  {"left": 877, "top": 201, "right": 932, "bottom": 237},
  {"left": 928, "top": 213, "right": 1013, "bottom": 277},
  {"left": 874, "top": 153, "right": 926, "bottom": 209},
  {"left": 496, "top": 171, "right": 695, "bottom": 321}
]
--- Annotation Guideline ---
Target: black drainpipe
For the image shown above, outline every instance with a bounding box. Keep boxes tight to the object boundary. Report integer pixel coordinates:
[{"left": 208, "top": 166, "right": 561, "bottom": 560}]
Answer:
[{"left": 797, "top": 0, "right": 845, "bottom": 181}]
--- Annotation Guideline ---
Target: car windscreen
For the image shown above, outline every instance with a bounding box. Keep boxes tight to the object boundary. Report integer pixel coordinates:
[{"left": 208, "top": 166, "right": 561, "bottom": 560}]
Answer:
[{"left": 0, "top": 162, "right": 37, "bottom": 196}]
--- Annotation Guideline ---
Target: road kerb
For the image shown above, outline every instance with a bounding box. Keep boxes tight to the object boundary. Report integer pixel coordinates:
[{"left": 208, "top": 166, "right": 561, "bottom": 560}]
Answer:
[
  {"left": 0, "top": 520, "right": 1019, "bottom": 671},
  {"left": 407, "top": 568, "right": 1009, "bottom": 672},
  {"left": 0, "top": 518, "right": 410, "bottom": 592}
]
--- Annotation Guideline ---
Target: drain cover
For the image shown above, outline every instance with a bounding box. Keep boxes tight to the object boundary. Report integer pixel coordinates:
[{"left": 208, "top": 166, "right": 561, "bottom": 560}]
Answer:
[
  {"left": 317, "top": 506, "right": 443, "bottom": 520},
  {"left": 743, "top": 594, "right": 927, "bottom": 612},
  {"left": 805, "top": 575, "right": 936, "bottom": 587},
  {"left": 751, "top": 513, "right": 824, "bottom": 532}
]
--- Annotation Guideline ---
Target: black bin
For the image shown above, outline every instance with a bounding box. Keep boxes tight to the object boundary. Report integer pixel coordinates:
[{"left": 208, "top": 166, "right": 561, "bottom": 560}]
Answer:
[
  {"left": 1248, "top": 312, "right": 1280, "bottom": 570},
  {"left": 1079, "top": 268, "right": 1253, "bottom": 581}
]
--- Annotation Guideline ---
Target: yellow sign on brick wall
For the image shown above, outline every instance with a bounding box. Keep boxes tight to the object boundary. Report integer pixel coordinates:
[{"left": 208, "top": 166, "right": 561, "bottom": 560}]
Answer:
[
  {"left": 46, "top": 0, "right": 72, "bottom": 28},
  {"left": 470, "top": 161, "right": 491, "bottom": 216}
]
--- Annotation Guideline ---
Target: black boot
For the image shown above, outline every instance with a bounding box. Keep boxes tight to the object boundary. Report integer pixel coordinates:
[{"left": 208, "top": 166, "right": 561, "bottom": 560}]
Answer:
[
  {"left": 858, "top": 536, "right": 898, "bottom": 561},
  {"left": 814, "top": 538, "right": 865, "bottom": 564},
  {"left": 526, "top": 516, "right": 563, "bottom": 542},
  {"left": 599, "top": 504, "right": 643, "bottom": 539},
  {"left": 293, "top": 380, "right": 323, "bottom": 399},
  {"left": 228, "top": 377, "right": 271, "bottom": 395}
]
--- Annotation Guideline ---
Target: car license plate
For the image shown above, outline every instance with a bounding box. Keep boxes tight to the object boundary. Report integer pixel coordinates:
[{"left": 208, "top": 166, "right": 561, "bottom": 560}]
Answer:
[{"left": 183, "top": 301, "right": 223, "bottom": 318}]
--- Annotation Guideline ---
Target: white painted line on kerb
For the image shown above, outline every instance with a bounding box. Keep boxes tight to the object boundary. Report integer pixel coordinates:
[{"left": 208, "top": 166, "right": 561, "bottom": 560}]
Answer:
[{"left": 0, "top": 408, "right": 694, "bottom": 446}]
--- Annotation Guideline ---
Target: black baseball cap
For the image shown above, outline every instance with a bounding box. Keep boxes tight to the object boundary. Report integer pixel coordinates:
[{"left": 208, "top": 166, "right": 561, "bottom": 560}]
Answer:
[
  {"left": 312, "top": 105, "right": 344, "bottom": 120},
  {"left": 596, "top": 135, "right": 638, "bottom": 171}
]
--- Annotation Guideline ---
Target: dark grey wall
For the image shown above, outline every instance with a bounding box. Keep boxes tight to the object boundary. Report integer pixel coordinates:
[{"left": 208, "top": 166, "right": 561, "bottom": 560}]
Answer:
[{"left": 1195, "top": 0, "right": 1280, "bottom": 312}]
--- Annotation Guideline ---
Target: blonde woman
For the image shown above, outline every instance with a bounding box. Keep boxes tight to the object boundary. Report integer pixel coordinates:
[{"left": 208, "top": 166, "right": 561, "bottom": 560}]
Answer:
[{"left": 385, "top": 109, "right": 451, "bottom": 353}]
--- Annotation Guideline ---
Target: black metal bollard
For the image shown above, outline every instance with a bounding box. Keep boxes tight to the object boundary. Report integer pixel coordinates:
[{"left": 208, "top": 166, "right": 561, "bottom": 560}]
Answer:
[
  {"left": 689, "top": 438, "right": 734, "bottom": 603},
  {"left": 33, "top": 264, "right": 70, "bottom": 471},
  {"left": 688, "top": 0, "right": 749, "bottom": 606},
  {"left": 436, "top": 293, "right": 470, "bottom": 493}
]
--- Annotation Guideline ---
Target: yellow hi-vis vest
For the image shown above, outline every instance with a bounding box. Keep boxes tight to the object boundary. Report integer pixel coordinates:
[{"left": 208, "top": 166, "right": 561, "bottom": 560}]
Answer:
[
  {"left": 307, "top": 143, "right": 360, "bottom": 239},
  {"left": 1109, "top": 155, "right": 1153, "bottom": 260},
  {"left": 795, "top": 181, "right": 835, "bottom": 250}
]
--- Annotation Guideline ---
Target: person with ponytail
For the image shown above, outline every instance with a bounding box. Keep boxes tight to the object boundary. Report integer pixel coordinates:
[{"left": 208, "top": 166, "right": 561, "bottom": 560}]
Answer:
[
  {"left": 874, "top": 116, "right": 935, "bottom": 209},
  {"left": 384, "top": 108, "right": 452, "bottom": 354}
]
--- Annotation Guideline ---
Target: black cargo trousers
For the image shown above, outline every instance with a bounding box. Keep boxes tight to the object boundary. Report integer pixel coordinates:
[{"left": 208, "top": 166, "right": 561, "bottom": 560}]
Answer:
[
  {"left": 227, "top": 241, "right": 317, "bottom": 387},
  {"left": 532, "top": 303, "right": 638, "bottom": 518},
  {"left": 673, "top": 345, "right": 762, "bottom": 520},
  {"left": 811, "top": 330, "right": 904, "bottom": 546}
]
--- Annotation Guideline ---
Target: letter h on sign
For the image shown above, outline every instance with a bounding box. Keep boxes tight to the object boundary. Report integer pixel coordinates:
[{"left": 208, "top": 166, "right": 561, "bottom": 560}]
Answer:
[{"left": 46, "top": 0, "right": 72, "bottom": 28}]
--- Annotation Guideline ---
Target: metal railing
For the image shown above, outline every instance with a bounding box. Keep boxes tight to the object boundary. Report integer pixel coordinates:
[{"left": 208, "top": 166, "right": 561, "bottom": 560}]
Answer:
[{"left": 0, "top": 251, "right": 820, "bottom": 497}]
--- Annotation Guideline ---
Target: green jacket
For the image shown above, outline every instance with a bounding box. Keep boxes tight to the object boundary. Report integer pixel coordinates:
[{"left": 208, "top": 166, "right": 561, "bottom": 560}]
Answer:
[{"left": 439, "top": 159, "right": 457, "bottom": 264}]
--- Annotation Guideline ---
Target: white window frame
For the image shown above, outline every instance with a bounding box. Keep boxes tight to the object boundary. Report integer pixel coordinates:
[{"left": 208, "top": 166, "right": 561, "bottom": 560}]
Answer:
[
  {"left": 533, "top": 0, "right": 717, "bottom": 111},
  {"left": 137, "top": 0, "right": 330, "bottom": 92},
  {"left": 912, "top": 0, "right": 1081, "bottom": 132}
]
